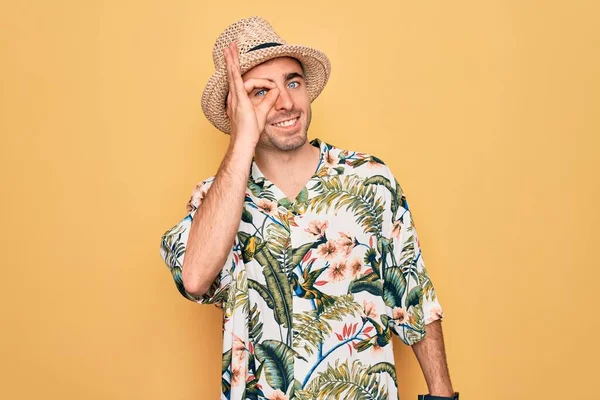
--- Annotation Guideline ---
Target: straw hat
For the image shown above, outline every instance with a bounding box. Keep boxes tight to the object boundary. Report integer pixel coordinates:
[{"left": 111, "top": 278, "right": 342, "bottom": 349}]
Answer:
[{"left": 201, "top": 16, "right": 331, "bottom": 134}]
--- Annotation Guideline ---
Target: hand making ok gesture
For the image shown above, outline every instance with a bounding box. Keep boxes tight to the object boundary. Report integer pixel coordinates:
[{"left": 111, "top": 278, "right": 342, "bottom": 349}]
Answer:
[{"left": 223, "top": 41, "right": 280, "bottom": 145}]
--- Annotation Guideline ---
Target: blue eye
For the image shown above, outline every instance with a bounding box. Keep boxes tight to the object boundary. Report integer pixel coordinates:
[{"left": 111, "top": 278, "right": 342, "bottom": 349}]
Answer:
[
  {"left": 288, "top": 81, "right": 299, "bottom": 89},
  {"left": 255, "top": 89, "right": 268, "bottom": 97}
]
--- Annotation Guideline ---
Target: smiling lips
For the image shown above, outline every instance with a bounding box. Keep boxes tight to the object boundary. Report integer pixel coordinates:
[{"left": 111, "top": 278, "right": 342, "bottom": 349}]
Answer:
[{"left": 271, "top": 117, "right": 299, "bottom": 128}]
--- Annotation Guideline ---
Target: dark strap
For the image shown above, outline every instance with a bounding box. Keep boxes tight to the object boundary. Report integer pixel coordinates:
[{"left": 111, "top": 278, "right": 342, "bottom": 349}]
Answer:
[
  {"left": 418, "top": 393, "right": 459, "bottom": 400},
  {"left": 247, "top": 42, "right": 283, "bottom": 52}
]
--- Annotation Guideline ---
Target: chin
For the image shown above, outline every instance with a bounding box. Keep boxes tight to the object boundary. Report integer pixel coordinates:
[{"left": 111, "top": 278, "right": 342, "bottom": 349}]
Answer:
[{"left": 264, "top": 126, "right": 308, "bottom": 151}]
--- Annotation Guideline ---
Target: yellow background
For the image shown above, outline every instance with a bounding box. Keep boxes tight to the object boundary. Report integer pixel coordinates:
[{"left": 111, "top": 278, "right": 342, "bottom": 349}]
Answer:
[{"left": 1, "top": 1, "right": 598, "bottom": 399}]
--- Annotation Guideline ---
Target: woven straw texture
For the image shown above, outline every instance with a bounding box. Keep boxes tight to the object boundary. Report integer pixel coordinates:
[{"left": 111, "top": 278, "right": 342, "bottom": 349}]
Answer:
[{"left": 201, "top": 16, "right": 331, "bottom": 134}]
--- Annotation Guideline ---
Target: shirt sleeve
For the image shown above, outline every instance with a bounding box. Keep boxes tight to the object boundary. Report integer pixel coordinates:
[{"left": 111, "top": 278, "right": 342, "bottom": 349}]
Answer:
[
  {"left": 159, "top": 179, "right": 234, "bottom": 307},
  {"left": 382, "top": 174, "right": 443, "bottom": 346}
]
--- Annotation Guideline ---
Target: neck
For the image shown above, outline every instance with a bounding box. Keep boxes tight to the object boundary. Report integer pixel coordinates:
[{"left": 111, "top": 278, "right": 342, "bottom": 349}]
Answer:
[{"left": 254, "top": 139, "right": 320, "bottom": 180}]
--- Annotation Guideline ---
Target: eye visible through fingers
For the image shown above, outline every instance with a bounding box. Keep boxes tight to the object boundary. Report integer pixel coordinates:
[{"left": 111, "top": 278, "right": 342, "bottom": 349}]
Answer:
[{"left": 254, "top": 81, "right": 301, "bottom": 98}]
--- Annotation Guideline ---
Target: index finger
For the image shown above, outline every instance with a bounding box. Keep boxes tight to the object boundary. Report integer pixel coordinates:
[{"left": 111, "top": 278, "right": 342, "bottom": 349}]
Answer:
[
  {"left": 243, "top": 78, "right": 277, "bottom": 95},
  {"left": 223, "top": 46, "right": 235, "bottom": 100}
]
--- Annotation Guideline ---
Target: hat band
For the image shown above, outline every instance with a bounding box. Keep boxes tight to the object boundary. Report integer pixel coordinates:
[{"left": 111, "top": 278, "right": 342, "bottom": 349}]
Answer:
[{"left": 247, "top": 42, "right": 283, "bottom": 52}]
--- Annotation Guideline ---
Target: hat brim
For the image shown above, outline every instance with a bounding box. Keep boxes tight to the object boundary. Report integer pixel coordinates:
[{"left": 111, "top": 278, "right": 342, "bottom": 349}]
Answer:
[{"left": 201, "top": 44, "right": 331, "bottom": 134}]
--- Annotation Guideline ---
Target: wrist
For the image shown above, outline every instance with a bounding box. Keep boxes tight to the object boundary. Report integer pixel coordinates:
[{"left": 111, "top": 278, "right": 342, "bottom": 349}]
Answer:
[
  {"left": 230, "top": 130, "right": 259, "bottom": 148},
  {"left": 228, "top": 136, "right": 257, "bottom": 155},
  {"left": 430, "top": 390, "right": 455, "bottom": 397}
]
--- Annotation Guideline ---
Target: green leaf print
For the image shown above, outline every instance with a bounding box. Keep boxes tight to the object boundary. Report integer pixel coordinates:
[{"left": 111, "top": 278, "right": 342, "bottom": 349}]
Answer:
[
  {"left": 222, "top": 348, "right": 232, "bottom": 374},
  {"left": 255, "top": 340, "right": 295, "bottom": 392},
  {"left": 169, "top": 266, "right": 198, "bottom": 301},
  {"left": 348, "top": 158, "right": 369, "bottom": 168},
  {"left": 333, "top": 166, "right": 345, "bottom": 175},
  {"left": 363, "top": 175, "right": 395, "bottom": 192},
  {"left": 247, "top": 179, "right": 277, "bottom": 201},
  {"left": 292, "top": 310, "right": 328, "bottom": 356},
  {"left": 397, "top": 232, "right": 416, "bottom": 268},
  {"left": 227, "top": 270, "right": 249, "bottom": 314},
  {"left": 265, "top": 222, "right": 294, "bottom": 275},
  {"left": 406, "top": 286, "right": 422, "bottom": 309},
  {"left": 248, "top": 302, "right": 264, "bottom": 344},
  {"left": 418, "top": 269, "right": 437, "bottom": 300},
  {"left": 248, "top": 279, "right": 275, "bottom": 309},
  {"left": 366, "top": 361, "right": 397, "bottom": 384},
  {"left": 319, "top": 294, "right": 362, "bottom": 322},
  {"left": 241, "top": 207, "right": 253, "bottom": 223},
  {"left": 254, "top": 247, "right": 294, "bottom": 345},
  {"left": 348, "top": 272, "right": 383, "bottom": 296},
  {"left": 363, "top": 175, "right": 395, "bottom": 218},
  {"left": 278, "top": 198, "right": 293, "bottom": 209},
  {"left": 265, "top": 225, "right": 315, "bottom": 278},
  {"left": 293, "top": 388, "right": 316, "bottom": 400},
  {"left": 288, "top": 379, "right": 303, "bottom": 399},
  {"left": 306, "top": 359, "right": 388, "bottom": 400},
  {"left": 295, "top": 187, "right": 309, "bottom": 204},
  {"left": 309, "top": 175, "right": 385, "bottom": 236},
  {"left": 393, "top": 180, "right": 405, "bottom": 219},
  {"left": 160, "top": 224, "right": 200, "bottom": 299},
  {"left": 247, "top": 180, "right": 263, "bottom": 197},
  {"left": 291, "top": 242, "right": 314, "bottom": 270},
  {"left": 293, "top": 295, "right": 362, "bottom": 356},
  {"left": 383, "top": 266, "right": 407, "bottom": 309},
  {"left": 160, "top": 222, "right": 186, "bottom": 268},
  {"left": 404, "top": 305, "right": 426, "bottom": 344}
]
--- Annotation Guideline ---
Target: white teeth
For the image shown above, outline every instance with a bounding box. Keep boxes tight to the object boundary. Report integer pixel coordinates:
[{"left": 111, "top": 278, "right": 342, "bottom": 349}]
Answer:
[{"left": 273, "top": 118, "right": 297, "bottom": 128}]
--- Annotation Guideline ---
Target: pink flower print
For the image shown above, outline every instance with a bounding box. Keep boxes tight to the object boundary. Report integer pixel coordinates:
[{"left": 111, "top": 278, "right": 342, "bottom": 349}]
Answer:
[
  {"left": 366, "top": 157, "right": 382, "bottom": 169},
  {"left": 316, "top": 240, "right": 339, "bottom": 260},
  {"left": 428, "top": 306, "right": 444, "bottom": 322},
  {"left": 230, "top": 363, "right": 246, "bottom": 388},
  {"left": 392, "top": 307, "right": 410, "bottom": 324},
  {"left": 305, "top": 220, "right": 329, "bottom": 238},
  {"left": 186, "top": 182, "right": 209, "bottom": 212},
  {"left": 256, "top": 198, "right": 278, "bottom": 216},
  {"left": 362, "top": 300, "right": 378, "bottom": 319},
  {"left": 328, "top": 260, "right": 347, "bottom": 282},
  {"left": 391, "top": 219, "right": 402, "bottom": 239},
  {"left": 336, "top": 232, "right": 355, "bottom": 256},
  {"left": 268, "top": 389, "right": 289, "bottom": 400},
  {"left": 323, "top": 150, "right": 340, "bottom": 168},
  {"left": 348, "top": 256, "right": 364, "bottom": 278},
  {"left": 232, "top": 336, "right": 246, "bottom": 362}
]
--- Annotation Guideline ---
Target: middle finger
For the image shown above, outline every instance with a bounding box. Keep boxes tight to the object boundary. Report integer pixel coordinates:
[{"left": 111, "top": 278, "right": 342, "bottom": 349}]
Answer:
[
  {"left": 232, "top": 41, "right": 241, "bottom": 70},
  {"left": 229, "top": 42, "right": 245, "bottom": 94},
  {"left": 223, "top": 47, "right": 235, "bottom": 101}
]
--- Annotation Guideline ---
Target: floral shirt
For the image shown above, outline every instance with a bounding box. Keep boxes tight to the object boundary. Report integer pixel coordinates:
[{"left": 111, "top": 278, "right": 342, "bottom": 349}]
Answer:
[{"left": 160, "top": 138, "right": 443, "bottom": 400}]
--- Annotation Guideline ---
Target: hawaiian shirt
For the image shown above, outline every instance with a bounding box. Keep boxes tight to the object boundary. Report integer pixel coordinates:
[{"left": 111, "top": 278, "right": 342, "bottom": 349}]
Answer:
[{"left": 160, "top": 138, "right": 443, "bottom": 400}]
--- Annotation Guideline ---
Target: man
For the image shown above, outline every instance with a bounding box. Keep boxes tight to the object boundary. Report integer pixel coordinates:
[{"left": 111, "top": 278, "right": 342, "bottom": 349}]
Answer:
[{"left": 160, "top": 16, "right": 457, "bottom": 400}]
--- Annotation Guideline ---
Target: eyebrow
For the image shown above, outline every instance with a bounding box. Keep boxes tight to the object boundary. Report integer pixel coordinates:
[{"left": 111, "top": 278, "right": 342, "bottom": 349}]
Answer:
[{"left": 285, "top": 72, "right": 304, "bottom": 81}]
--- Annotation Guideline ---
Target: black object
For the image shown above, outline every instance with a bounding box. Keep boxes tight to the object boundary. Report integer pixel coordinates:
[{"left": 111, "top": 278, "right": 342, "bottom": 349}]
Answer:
[
  {"left": 418, "top": 393, "right": 459, "bottom": 400},
  {"left": 247, "top": 42, "right": 283, "bottom": 52}
]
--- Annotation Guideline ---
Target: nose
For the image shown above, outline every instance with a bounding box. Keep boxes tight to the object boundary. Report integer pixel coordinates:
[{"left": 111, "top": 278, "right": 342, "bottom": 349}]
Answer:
[{"left": 274, "top": 84, "right": 294, "bottom": 111}]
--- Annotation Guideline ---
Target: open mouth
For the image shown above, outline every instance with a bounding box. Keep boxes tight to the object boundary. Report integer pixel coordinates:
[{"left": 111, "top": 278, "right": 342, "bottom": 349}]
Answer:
[{"left": 271, "top": 117, "right": 299, "bottom": 129}]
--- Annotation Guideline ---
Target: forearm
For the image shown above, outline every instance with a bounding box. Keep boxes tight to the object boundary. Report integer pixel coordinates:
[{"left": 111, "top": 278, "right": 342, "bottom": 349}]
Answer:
[
  {"left": 411, "top": 320, "right": 454, "bottom": 397},
  {"left": 182, "top": 138, "right": 255, "bottom": 296}
]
